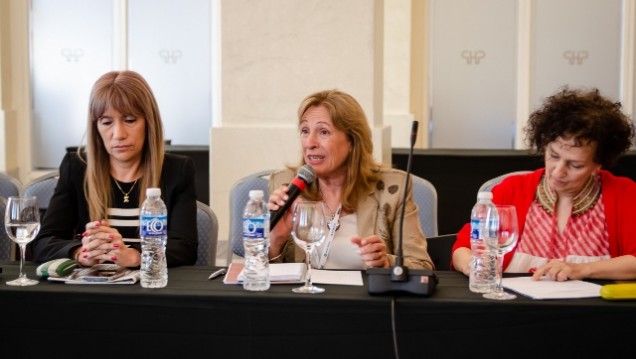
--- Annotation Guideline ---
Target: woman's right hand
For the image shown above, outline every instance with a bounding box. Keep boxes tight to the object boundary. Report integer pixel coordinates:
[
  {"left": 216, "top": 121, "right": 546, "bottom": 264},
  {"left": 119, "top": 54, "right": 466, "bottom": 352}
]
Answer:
[{"left": 267, "top": 185, "right": 297, "bottom": 259}]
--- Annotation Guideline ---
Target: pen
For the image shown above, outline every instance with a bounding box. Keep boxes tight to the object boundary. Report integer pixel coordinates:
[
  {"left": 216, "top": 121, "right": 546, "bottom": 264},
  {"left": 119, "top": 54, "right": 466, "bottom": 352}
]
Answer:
[{"left": 208, "top": 268, "right": 226, "bottom": 280}]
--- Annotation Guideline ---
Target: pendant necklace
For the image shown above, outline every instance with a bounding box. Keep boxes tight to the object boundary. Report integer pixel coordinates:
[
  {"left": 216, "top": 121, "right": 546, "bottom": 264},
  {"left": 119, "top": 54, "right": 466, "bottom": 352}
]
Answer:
[
  {"left": 319, "top": 186, "right": 341, "bottom": 231},
  {"left": 114, "top": 178, "right": 139, "bottom": 203}
]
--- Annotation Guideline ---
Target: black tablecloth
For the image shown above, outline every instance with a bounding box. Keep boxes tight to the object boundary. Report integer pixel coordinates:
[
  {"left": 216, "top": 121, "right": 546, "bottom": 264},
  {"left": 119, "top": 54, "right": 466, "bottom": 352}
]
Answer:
[{"left": 1, "top": 262, "right": 634, "bottom": 358}]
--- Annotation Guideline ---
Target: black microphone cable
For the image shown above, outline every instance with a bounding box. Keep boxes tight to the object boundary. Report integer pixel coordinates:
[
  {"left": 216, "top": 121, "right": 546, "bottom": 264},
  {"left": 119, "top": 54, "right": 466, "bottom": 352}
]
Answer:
[{"left": 391, "top": 297, "right": 400, "bottom": 359}]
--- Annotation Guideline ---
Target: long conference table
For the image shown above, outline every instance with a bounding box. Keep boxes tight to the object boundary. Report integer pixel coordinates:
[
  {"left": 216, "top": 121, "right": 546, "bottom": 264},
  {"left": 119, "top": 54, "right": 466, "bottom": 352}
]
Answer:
[{"left": 1, "top": 261, "right": 635, "bottom": 358}]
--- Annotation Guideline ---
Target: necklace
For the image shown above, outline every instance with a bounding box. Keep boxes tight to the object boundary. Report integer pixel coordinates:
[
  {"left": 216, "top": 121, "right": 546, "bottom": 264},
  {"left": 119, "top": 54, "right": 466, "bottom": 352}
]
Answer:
[
  {"left": 536, "top": 174, "right": 601, "bottom": 216},
  {"left": 319, "top": 186, "right": 341, "bottom": 231},
  {"left": 113, "top": 178, "right": 139, "bottom": 203}
]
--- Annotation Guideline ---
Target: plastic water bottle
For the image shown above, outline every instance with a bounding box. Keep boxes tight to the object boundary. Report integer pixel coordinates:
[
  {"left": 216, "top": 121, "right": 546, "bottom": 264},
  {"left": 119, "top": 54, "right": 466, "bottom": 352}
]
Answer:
[
  {"left": 242, "top": 189, "right": 270, "bottom": 291},
  {"left": 140, "top": 187, "right": 168, "bottom": 288},
  {"left": 469, "top": 191, "right": 498, "bottom": 293}
]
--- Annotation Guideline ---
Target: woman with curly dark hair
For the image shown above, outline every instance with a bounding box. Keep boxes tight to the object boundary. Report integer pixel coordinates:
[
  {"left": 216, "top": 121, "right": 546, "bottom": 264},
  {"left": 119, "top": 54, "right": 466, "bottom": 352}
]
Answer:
[{"left": 452, "top": 86, "right": 636, "bottom": 281}]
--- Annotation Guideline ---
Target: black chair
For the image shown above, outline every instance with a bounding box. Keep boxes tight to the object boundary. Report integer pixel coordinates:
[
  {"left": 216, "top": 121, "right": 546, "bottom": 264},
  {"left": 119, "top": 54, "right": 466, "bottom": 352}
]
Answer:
[{"left": 426, "top": 233, "right": 456, "bottom": 271}]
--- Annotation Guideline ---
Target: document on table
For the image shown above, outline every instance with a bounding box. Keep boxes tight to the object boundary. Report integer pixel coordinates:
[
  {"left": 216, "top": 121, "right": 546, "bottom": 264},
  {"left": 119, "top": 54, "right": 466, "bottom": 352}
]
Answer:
[
  {"left": 502, "top": 276, "right": 602, "bottom": 299},
  {"left": 312, "top": 269, "right": 363, "bottom": 286},
  {"left": 223, "top": 262, "right": 363, "bottom": 286},
  {"left": 47, "top": 264, "right": 140, "bottom": 285}
]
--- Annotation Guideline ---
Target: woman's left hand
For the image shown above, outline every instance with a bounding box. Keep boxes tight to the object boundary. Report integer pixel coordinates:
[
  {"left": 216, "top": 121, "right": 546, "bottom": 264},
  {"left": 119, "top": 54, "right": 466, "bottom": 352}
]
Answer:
[
  {"left": 81, "top": 219, "right": 140, "bottom": 267},
  {"left": 351, "top": 235, "right": 389, "bottom": 269}
]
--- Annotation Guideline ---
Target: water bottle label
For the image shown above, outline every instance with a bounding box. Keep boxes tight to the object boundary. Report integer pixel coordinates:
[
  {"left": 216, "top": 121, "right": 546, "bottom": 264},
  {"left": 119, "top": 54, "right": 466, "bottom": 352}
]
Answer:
[
  {"left": 141, "top": 215, "right": 168, "bottom": 237},
  {"left": 470, "top": 218, "right": 480, "bottom": 239},
  {"left": 243, "top": 217, "right": 266, "bottom": 239}
]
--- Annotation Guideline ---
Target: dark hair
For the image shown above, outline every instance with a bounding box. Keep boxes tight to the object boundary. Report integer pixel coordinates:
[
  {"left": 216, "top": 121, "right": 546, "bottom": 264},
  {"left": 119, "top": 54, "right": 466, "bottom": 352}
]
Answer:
[{"left": 525, "top": 86, "right": 635, "bottom": 168}]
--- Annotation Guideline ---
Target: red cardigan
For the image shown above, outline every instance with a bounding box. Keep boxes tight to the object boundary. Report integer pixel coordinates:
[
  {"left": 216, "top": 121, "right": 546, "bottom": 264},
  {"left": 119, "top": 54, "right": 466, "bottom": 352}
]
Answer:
[{"left": 451, "top": 169, "right": 636, "bottom": 272}]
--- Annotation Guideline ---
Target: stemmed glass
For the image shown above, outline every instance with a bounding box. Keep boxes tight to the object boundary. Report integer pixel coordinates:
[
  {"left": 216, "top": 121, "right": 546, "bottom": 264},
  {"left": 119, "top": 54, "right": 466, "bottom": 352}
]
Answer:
[
  {"left": 483, "top": 204, "right": 518, "bottom": 300},
  {"left": 4, "top": 196, "right": 41, "bottom": 286},
  {"left": 291, "top": 201, "right": 327, "bottom": 294}
]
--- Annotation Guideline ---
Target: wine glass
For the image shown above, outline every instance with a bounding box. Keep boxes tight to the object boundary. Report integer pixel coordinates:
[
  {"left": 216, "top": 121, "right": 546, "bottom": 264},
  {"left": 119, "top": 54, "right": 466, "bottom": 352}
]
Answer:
[
  {"left": 4, "top": 196, "right": 41, "bottom": 286},
  {"left": 483, "top": 204, "right": 518, "bottom": 300},
  {"left": 291, "top": 201, "right": 327, "bottom": 294}
]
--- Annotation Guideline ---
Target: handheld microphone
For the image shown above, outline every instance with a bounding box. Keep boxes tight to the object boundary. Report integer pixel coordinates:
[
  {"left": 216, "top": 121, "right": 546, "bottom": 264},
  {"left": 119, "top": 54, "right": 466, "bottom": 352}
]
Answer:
[
  {"left": 269, "top": 164, "right": 316, "bottom": 229},
  {"left": 367, "top": 121, "right": 438, "bottom": 296}
]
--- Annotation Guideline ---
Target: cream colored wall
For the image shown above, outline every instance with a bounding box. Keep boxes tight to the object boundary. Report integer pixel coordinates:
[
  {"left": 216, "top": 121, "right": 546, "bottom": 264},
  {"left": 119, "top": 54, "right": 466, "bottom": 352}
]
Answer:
[
  {"left": 384, "top": 0, "right": 416, "bottom": 148},
  {"left": 0, "top": 0, "right": 411, "bottom": 265},
  {"left": 0, "top": 0, "right": 33, "bottom": 183},
  {"left": 213, "top": 0, "right": 392, "bottom": 263}
]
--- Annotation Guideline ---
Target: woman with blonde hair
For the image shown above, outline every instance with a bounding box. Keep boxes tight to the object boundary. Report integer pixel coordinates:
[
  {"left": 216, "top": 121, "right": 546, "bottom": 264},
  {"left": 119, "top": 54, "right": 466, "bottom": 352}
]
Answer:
[{"left": 267, "top": 89, "right": 433, "bottom": 270}]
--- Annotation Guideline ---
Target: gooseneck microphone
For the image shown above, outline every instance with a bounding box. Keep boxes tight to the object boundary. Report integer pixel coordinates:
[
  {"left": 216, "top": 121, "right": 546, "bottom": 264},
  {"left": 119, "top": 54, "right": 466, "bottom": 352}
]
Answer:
[
  {"left": 367, "top": 120, "right": 438, "bottom": 296},
  {"left": 269, "top": 164, "right": 316, "bottom": 229}
]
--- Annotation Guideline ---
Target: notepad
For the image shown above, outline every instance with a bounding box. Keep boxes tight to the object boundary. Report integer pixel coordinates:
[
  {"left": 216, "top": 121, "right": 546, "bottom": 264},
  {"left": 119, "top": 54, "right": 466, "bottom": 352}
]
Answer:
[
  {"left": 224, "top": 262, "right": 305, "bottom": 284},
  {"left": 238, "top": 262, "right": 306, "bottom": 283},
  {"left": 223, "top": 262, "right": 363, "bottom": 286},
  {"left": 502, "top": 276, "right": 601, "bottom": 299}
]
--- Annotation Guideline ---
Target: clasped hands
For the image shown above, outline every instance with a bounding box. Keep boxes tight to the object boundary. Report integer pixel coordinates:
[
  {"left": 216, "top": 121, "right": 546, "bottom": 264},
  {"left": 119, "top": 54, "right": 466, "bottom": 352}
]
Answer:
[{"left": 74, "top": 219, "right": 140, "bottom": 268}]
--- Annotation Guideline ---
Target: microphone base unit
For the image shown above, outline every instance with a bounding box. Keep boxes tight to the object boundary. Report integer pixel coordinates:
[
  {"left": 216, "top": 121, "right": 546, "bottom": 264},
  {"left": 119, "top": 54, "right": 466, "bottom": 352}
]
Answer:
[{"left": 367, "top": 267, "right": 438, "bottom": 296}]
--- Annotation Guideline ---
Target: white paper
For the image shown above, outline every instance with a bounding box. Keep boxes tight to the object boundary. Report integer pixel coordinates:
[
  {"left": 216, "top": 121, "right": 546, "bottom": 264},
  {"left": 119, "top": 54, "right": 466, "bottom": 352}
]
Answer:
[
  {"left": 312, "top": 269, "right": 363, "bottom": 286},
  {"left": 502, "top": 276, "right": 602, "bottom": 299}
]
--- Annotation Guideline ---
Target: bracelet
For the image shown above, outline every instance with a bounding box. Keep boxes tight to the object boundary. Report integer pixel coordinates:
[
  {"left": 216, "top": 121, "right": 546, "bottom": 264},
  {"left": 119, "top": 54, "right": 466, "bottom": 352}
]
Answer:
[
  {"left": 269, "top": 239, "right": 291, "bottom": 262},
  {"left": 269, "top": 252, "right": 284, "bottom": 262}
]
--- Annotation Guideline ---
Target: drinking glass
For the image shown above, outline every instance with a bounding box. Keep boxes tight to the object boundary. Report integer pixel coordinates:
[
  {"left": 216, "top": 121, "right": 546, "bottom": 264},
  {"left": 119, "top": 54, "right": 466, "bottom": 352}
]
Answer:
[
  {"left": 483, "top": 204, "right": 518, "bottom": 300},
  {"left": 4, "top": 196, "right": 41, "bottom": 286},
  {"left": 291, "top": 201, "right": 327, "bottom": 294}
]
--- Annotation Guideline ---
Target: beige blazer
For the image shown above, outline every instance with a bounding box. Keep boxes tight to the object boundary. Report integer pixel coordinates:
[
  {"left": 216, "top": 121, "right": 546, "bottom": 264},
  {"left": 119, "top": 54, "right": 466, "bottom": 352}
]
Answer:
[{"left": 268, "top": 168, "right": 434, "bottom": 270}]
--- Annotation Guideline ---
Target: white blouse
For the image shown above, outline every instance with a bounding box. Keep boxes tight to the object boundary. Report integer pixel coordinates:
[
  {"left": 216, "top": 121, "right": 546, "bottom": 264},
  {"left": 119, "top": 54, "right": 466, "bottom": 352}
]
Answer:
[{"left": 313, "top": 214, "right": 364, "bottom": 270}]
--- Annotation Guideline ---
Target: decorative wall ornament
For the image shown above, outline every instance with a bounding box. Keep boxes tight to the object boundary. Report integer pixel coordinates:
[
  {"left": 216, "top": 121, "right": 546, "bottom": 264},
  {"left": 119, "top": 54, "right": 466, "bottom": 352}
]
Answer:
[
  {"left": 563, "top": 50, "right": 588, "bottom": 65},
  {"left": 60, "top": 48, "right": 84, "bottom": 62},
  {"left": 460, "top": 50, "right": 486, "bottom": 65},
  {"left": 159, "top": 49, "right": 183, "bottom": 64}
]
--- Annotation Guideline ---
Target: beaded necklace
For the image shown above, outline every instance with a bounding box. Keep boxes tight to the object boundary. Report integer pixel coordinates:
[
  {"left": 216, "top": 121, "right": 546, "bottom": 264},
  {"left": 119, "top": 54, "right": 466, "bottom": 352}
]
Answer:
[{"left": 536, "top": 174, "right": 601, "bottom": 216}]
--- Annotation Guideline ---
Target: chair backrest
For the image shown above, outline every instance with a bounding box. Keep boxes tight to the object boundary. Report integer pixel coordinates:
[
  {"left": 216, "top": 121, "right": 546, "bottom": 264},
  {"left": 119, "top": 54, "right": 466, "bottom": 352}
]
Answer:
[
  {"left": 0, "top": 173, "right": 22, "bottom": 260},
  {"left": 426, "top": 233, "right": 456, "bottom": 271},
  {"left": 196, "top": 200, "right": 218, "bottom": 266},
  {"left": 0, "top": 197, "right": 15, "bottom": 261},
  {"left": 228, "top": 170, "right": 273, "bottom": 263},
  {"left": 0, "top": 172, "right": 22, "bottom": 199},
  {"left": 411, "top": 174, "right": 439, "bottom": 238},
  {"left": 478, "top": 170, "right": 533, "bottom": 193},
  {"left": 20, "top": 171, "right": 60, "bottom": 219}
]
